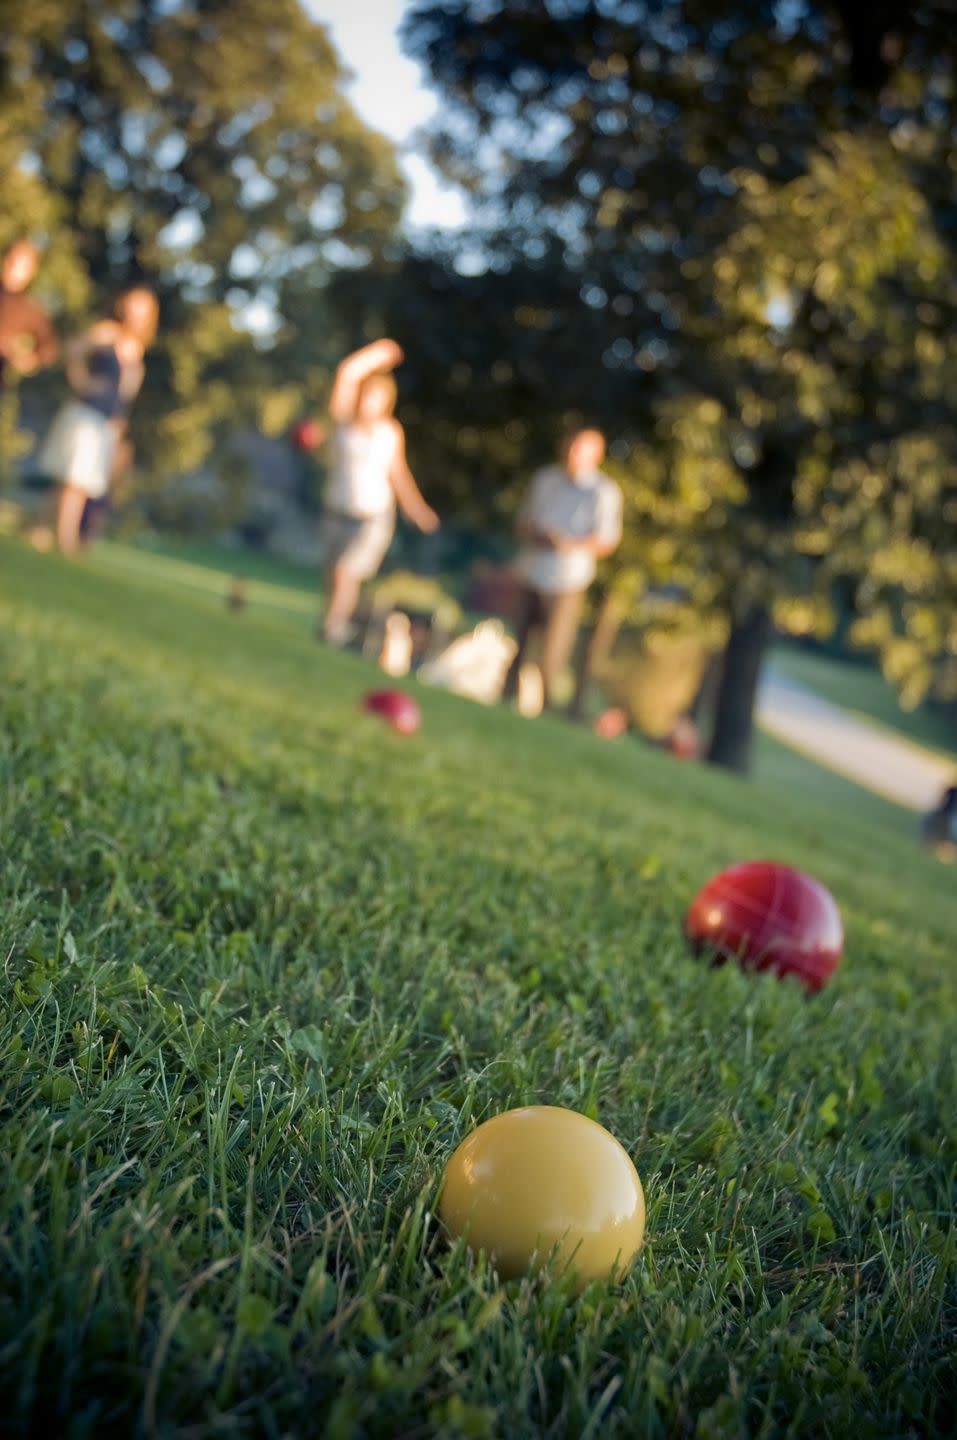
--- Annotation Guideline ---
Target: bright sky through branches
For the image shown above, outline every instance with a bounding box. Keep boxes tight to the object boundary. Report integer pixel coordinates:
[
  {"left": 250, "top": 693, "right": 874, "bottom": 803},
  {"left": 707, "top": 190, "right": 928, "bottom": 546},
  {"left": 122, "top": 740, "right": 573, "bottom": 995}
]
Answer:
[{"left": 306, "top": 0, "right": 467, "bottom": 230}]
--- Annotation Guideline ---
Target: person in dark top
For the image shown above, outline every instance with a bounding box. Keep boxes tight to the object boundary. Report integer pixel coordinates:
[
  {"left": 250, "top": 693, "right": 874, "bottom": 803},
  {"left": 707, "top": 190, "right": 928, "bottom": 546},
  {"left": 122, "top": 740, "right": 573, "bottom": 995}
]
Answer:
[
  {"left": 39, "top": 286, "right": 158, "bottom": 553},
  {"left": 0, "top": 239, "right": 58, "bottom": 383}
]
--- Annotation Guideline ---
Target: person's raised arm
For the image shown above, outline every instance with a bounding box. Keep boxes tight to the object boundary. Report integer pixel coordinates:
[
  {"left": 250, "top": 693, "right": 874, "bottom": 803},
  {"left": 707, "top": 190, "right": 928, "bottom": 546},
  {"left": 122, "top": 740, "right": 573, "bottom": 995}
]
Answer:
[
  {"left": 328, "top": 338, "right": 404, "bottom": 425},
  {"left": 388, "top": 421, "right": 439, "bottom": 533}
]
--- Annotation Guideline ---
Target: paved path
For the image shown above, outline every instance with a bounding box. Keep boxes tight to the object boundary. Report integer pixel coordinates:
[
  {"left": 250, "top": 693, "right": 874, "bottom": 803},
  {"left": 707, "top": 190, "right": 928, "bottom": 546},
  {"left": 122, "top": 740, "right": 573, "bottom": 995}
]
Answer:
[{"left": 758, "top": 668, "right": 955, "bottom": 812}]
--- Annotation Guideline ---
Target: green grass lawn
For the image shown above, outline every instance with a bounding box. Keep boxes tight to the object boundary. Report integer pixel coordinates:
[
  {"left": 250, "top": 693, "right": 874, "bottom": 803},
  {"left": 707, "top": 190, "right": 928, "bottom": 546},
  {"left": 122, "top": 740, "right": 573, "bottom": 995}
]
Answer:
[
  {"left": 138, "top": 535, "right": 957, "bottom": 770},
  {"left": 136, "top": 533, "right": 321, "bottom": 593},
  {"left": 1, "top": 539, "right": 954, "bottom": 1439},
  {"left": 88, "top": 541, "right": 942, "bottom": 842}
]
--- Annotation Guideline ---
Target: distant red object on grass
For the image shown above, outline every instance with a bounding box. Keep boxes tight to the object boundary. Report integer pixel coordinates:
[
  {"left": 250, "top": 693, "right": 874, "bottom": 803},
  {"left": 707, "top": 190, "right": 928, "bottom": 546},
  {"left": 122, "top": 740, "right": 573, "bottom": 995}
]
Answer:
[
  {"left": 684, "top": 861, "right": 843, "bottom": 992},
  {"left": 292, "top": 417, "right": 324, "bottom": 452},
  {"left": 667, "top": 716, "right": 700, "bottom": 759},
  {"left": 362, "top": 689, "right": 421, "bottom": 735},
  {"left": 594, "top": 707, "right": 628, "bottom": 739}
]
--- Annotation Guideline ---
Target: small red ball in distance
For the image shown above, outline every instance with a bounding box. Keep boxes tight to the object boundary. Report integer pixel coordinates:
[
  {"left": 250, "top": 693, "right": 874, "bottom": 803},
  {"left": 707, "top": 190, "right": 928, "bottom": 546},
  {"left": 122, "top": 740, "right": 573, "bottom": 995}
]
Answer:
[
  {"left": 594, "top": 706, "right": 628, "bottom": 739},
  {"left": 685, "top": 861, "right": 843, "bottom": 992},
  {"left": 362, "top": 689, "right": 421, "bottom": 735},
  {"left": 292, "top": 418, "right": 324, "bottom": 452}
]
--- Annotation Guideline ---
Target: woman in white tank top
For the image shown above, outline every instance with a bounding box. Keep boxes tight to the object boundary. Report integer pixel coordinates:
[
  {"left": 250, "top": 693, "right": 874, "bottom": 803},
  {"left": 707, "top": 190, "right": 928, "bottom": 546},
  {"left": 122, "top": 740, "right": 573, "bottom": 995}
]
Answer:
[
  {"left": 319, "top": 338, "right": 439, "bottom": 645},
  {"left": 327, "top": 422, "right": 397, "bottom": 519}
]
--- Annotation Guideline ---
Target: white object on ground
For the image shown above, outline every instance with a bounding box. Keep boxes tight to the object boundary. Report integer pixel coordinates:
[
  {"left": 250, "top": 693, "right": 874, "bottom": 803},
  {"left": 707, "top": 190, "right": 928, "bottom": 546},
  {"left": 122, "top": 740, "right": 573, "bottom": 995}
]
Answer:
[{"left": 419, "top": 619, "right": 517, "bottom": 704}]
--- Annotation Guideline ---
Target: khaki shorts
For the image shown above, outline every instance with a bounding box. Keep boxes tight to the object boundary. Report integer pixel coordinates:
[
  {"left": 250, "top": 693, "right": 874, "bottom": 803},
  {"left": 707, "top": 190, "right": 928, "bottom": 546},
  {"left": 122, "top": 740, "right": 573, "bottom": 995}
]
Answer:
[{"left": 320, "top": 510, "right": 395, "bottom": 581}]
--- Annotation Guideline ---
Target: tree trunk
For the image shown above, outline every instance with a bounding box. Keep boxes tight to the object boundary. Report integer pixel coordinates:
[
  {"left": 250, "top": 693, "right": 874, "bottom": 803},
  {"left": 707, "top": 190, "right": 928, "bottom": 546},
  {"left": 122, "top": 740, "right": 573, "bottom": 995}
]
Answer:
[
  {"left": 707, "top": 602, "right": 772, "bottom": 775},
  {"left": 569, "top": 587, "right": 626, "bottom": 719},
  {"left": 689, "top": 652, "right": 722, "bottom": 731}
]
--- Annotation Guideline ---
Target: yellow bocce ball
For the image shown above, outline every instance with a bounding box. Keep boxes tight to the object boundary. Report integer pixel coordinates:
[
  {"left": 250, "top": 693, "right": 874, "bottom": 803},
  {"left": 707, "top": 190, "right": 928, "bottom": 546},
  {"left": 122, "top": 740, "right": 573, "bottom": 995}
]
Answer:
[{"left": 439, "top": 1105, "right": 645, "bottom": 1284}]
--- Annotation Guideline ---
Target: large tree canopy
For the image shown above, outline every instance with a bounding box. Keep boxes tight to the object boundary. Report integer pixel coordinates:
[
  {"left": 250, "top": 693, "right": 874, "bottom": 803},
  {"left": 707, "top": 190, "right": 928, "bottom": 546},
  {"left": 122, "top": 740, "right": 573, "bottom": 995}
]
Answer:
[
  {"left": 0, "top": 0, "right": 404, "bottom": 477},
  {"left": 401, "top": 0, "right": 957, "bottom": 766}
]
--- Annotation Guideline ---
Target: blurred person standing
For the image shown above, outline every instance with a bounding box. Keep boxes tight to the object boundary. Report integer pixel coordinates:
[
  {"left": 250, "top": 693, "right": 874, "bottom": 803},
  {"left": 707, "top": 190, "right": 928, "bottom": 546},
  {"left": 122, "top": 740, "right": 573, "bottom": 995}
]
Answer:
[
  {"left": 39, "top": 286, "right": 158, "bottom": 554},
  {"left": 0, "top": 239, "right": 58, "bottom": 386},
  {"left": 320, "top": 338, "right": 439, "bottom": 645},
  {"left": 503, "top": 428, "right": 623, "bottom": 711}
]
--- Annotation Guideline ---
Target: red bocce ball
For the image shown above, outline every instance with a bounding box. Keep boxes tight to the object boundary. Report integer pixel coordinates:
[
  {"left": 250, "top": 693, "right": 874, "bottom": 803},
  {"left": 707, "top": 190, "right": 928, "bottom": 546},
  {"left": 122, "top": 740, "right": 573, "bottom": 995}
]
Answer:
[
  {"left": 292, "top": 417, "right": 324, "bottom": 452},
  {"left": 594, "top": 706, "right": 629, "bottom": 740},
  {"left": 685, "top": 861, "right": 843, "bottom": 992},
  {"left": 362, "top": 689, "right": 421, "bottom": 735}
]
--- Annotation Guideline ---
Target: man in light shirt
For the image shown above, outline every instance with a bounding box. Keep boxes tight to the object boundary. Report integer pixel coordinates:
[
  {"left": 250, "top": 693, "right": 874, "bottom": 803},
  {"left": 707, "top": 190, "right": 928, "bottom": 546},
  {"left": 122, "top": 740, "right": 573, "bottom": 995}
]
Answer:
[{"left": 503, "top": 428, "right": 623, "bottom": 711}]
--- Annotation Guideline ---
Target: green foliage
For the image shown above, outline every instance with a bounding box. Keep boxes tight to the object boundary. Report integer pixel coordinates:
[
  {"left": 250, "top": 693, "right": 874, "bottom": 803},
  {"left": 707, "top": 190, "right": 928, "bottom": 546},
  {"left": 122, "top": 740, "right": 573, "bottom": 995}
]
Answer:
[
  {"left": 0, "top": 537, "right": 955, "bottom": 1435},
  {"left": 401, "top": 1, "right": 956, "bottom": 710},
  {"left": 710, "top": 130, "right": 957, "bottom": 700}
]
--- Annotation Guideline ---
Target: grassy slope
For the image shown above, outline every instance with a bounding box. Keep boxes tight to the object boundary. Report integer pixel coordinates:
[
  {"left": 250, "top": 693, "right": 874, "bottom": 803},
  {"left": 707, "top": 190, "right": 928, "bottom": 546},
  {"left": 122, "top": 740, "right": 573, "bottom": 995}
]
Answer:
[
  {"left": 141, "top": 535, "right": 957, "bottom": 774},
  {"left": 136, "top": 534, "right": 322, "bottom": 592},
  {"left": 87, "top": 542, "right": 936, "bottom": 840},
  {"left": 0, "top": 540, "right": 954, "bottom": 1439}
]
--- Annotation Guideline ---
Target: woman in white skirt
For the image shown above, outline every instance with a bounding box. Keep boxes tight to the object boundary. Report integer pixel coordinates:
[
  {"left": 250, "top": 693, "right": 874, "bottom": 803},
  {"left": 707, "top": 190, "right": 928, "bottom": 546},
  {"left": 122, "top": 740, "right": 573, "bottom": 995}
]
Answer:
[
  {"left": 320, "top": 339, "right": 439, "bottom": 645},
  {"left": 41, "top": 286, "right": 158, "bottom": 554}
]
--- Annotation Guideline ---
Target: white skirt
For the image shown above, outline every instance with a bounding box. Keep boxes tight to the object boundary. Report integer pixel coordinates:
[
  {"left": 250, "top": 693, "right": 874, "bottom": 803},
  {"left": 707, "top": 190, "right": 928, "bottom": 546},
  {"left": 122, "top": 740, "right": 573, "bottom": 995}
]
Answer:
[{"left": 40, "top": 402, "right": 117, "bottom": 499}]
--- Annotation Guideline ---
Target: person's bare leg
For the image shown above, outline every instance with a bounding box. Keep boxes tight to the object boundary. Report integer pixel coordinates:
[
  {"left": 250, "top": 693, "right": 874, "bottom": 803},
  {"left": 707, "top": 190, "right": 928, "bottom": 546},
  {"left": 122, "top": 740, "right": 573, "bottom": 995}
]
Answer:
[
  {"left": 56, "top": 484, "right": 88, "bottom": 555},
  {"left": 323, "top": 565, "right": 362, "bottom": 642},
  {"left": 541, "top": 589, "right": 584, "bottom": 709}
]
